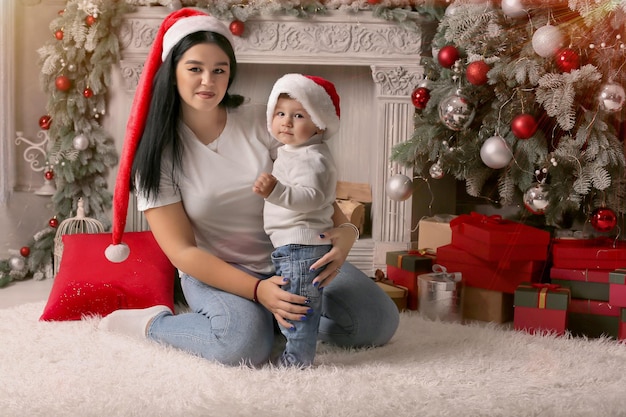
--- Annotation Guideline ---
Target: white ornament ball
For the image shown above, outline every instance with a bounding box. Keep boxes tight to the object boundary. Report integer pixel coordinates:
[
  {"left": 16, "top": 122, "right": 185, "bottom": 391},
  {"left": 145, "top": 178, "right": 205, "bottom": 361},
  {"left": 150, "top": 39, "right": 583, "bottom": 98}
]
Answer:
[
  {"left": 429, "top": 162, "right": 444, "bottom": 179},
  {"left": 8, "top": 256, "right": 25, "bottom": 271},
  {"left": 386, "top": 174, "right": 414, "bottom": 201},
  {"left": 532, "top": 25, "right": 564, "bottom": 58},
  {"left": 501, "top": 0, "right": 527, "bottom": 18},
  {"left": 480, "top": 135, "right": 512, "bottom": 169},
  {"left": 72, "top": 134, "right": 89, "bottom": 151},
  {"left": 438, "top": 93, "right": 476, "bottom": 131},
  {"left": 598, "top": 82, "right": 625, "bottom": 113},
  {"left": 523, "top": 183, "right": 549, "bottom": 214}
]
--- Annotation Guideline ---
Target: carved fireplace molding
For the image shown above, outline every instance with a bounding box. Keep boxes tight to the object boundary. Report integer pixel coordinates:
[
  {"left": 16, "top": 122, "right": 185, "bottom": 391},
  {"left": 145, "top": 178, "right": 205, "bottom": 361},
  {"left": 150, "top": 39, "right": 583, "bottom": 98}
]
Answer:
[{"left": 117, "top": 7, "right": 430, "bottom": 272}]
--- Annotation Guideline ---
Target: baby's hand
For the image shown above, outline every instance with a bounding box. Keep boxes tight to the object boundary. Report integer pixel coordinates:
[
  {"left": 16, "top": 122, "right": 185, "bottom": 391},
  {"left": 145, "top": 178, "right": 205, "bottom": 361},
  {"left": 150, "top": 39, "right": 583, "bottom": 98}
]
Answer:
[{"left": 252, "top": 173, "right": 277, "bottom": 198}]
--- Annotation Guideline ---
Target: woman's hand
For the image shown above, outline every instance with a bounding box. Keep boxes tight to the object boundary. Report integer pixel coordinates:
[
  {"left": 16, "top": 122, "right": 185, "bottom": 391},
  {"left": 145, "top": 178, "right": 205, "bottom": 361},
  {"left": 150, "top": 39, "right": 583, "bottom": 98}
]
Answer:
[
  {"left": 309, "top": 225, "right": 357, "bottom": 289},
  {"left": 255, "top": 276, "right": 311, "bottom": 329}
]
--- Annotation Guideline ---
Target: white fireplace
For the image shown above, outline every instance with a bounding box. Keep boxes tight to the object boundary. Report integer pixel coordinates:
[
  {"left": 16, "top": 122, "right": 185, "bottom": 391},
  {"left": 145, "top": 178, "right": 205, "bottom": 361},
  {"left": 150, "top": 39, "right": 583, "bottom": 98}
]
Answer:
[{"left": 105, "top": 7, "right": 436, "bottom": 275}]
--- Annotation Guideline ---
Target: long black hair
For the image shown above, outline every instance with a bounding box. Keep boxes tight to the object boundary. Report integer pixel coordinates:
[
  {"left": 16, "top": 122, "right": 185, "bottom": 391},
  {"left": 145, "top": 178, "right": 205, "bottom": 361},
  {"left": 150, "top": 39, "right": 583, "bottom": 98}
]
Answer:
[{"left": 131, "top": 31, "right": 244, "bottom": 202}]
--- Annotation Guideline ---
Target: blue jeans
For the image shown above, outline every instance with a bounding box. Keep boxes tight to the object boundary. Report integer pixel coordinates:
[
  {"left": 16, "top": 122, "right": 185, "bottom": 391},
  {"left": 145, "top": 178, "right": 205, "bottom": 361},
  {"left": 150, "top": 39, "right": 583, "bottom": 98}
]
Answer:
[
  {"left": 271, "top": 244, "right": 332, "bottom": 367},
  {"left": 147, "top": 261, "right": 399, "bottom": 367}
]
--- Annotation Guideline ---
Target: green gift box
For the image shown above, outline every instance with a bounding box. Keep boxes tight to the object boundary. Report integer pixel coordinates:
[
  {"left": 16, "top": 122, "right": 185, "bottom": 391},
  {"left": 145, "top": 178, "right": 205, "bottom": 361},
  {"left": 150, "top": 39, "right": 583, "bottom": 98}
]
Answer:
[
  {"left": 514, "top": 283, "right": 569, "bottom": 310},
  {"left": 550, "top": 279, "right": 609, "bottom": 302},
  {"left": 385, "top": 251, "right": 434, "bottom": 272}
]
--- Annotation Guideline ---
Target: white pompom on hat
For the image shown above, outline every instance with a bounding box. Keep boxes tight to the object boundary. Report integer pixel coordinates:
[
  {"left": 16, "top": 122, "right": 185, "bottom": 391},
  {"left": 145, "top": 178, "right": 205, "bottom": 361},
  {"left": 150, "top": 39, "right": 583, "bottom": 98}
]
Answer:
[
  {"left": 266, "top": 74, "right": 341, "bottom": 139},
  {"left": 105, "top": 8, "right": 232, "bottom": 263}
]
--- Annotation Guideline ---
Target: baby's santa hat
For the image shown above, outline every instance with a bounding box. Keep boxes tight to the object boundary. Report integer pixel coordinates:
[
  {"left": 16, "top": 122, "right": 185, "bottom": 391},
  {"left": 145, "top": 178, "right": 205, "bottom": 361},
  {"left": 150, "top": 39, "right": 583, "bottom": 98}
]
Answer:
[
  {"left": 266, "top": 74, "right": 340, "bottom": 139},
  {"left": 105, "top": 9, "right": 233, "bottom": 263}
]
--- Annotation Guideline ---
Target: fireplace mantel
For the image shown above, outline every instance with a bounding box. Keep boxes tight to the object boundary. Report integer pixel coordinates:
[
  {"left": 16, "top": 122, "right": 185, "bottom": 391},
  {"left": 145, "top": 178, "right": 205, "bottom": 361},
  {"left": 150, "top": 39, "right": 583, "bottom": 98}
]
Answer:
[{"left": 113, "top": 7, "right": 434, "bottom": 274}]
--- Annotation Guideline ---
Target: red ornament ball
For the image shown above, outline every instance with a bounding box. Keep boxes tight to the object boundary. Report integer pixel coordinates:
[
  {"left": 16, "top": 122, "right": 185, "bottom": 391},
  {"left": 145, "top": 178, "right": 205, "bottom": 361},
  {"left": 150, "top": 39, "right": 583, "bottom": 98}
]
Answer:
[
  {"left": 83, "top": 87, "right": 94, "bottom": 98},
  {"left": 44, "top": 170, "right": 54, "bottom": 181},
  {"left": 39, "top": 115, "right": 52, "bottom": 130},
  {"left": 590, "top": 207, "right": 617, "bottom": 233},
  {"left": 367, "top": 0, "right": 382, "bottom": 4},
  {"left": 411, "top": 87, "right": 430, "bottom": 109},
  {"left": 85, "top": 15, "right": 97, "bottom": 26},
  {"left": 511, "top": 113, "right": 538, "bottom": 139},
  {"left": 438, "top": 45, "right": 460, "bottom": 69},
  {"left": 229, "top": 20, "right": 245, "bottom": 37},
  {"left": 54, "top": 30, "right": 64, "bottom": 40},
  {"left": 466, "top": 60, "right": 490, "bottom": 86},
  {"left": 20, "top": 246, "right": 30, "bottom": 257},
  {"left": 555, "top": 48, "right": 580, "bottom": 73},
  {"left": 55, "top": 75, "right": 71, "bottom": 92},
  {"left": 49, "top": 217, "right": 59, "bottom": 228}
]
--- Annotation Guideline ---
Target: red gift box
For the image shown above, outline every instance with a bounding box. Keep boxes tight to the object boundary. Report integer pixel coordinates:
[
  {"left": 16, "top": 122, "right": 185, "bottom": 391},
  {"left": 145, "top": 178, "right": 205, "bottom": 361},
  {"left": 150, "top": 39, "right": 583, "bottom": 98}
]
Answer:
[
  {"left": 386, "top": 251, "right": 434, "bottom": 310},
  {"left": 609, "top": 269, "right": 626, "bottom": 307},
  {"left": 437, "top": 244, "right": 544, "bottom": 293},
  {"left": 550, "top": 267, "right": 611, "bottom": 283},
  {"left": 552, "top": 238, "right": 626, "bottom": 270},
  {"left": 513, "top": 283, "right": 569, "bottom": 336},
  {"left": 450, "top": 212, "right": 550, "bottom": 262}
]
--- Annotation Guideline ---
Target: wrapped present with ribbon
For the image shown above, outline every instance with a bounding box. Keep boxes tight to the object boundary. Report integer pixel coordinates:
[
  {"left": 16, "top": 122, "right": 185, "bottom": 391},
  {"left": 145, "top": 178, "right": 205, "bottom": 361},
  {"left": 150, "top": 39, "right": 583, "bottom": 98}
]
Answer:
[
  {"left": 386, "top": 250, "right": 435, "bottom": 310},
  {"left": 373, "top": 269, "right": 408, "bottom": 312},
  {"left": 418, "top": 264, "right": 463, "bottom": 323},
  {"left": 608, "top": 269, "right": 626, "bottom": 308},
  {"left": 552, "top": 237, "right": 626, "bottom": 270},
  {"left": 416, "top": 214, "right": 457, "bottom": 252},
  {"left": 450, "top": 212, "right": 550, "bottom": 262},
  {"left": 514, "top": 283, "right": 570, "bottom": 336},
  {"left": 567, "top": 298, "right": 619, "bottom": 339}
]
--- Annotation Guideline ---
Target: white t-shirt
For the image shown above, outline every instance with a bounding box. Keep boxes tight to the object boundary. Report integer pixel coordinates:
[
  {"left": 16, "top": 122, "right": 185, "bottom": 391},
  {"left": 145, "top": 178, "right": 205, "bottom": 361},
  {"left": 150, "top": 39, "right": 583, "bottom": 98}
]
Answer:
[{"left": 136, "top": 103, "right": 279, "bottom": 274}]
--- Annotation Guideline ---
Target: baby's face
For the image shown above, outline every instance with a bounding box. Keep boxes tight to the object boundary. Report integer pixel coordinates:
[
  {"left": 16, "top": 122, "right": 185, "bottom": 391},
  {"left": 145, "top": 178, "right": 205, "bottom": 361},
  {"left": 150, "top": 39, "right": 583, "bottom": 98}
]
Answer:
[{"left": 270, "top": 97, "right": 323, "bottom": 146}]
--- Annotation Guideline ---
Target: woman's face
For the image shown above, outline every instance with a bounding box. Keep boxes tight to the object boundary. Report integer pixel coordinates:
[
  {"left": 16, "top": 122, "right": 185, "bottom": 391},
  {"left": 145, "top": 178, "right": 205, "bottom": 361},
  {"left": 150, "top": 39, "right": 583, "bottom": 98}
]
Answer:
[{"left": 175, "top": 42, "right": 230, "bottom": 116}]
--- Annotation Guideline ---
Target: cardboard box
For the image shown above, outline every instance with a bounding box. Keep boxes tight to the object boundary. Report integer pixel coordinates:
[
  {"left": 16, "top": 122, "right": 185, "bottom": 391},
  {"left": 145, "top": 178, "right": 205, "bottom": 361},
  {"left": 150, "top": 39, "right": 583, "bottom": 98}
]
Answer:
[
  {"left": 551, "top": 238, "right": 626, "bottom": 270},
  {"left": 450, "top": 212, "right": 550, "bottom": 262},
  {"left": 385, "top": 251, "right": 434, "bottom": 310},
  {"left": 417, "top": 215, "right": 456, "bottom": 251},
  {"left": 462, "top": 286, "right": 514, "bottom": 323},
  {"left": 376, "top": 281, "right": 408, "bottom": 312},
  {"left": 513, "top": 283, "right": 570, "bottom": 336},
  {"left": 336, "top": 181, "right": 372, "bottom": 236},
  {"left": 437, "top": 244, "right": 544, "bottom": 293}
]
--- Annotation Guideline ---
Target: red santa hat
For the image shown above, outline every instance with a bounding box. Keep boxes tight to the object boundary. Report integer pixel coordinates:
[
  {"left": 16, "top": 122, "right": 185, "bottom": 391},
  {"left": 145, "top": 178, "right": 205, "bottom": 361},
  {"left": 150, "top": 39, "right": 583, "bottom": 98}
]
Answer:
[
  {"left": 266, "top": 73, "right": 341, "bottom": 140},
  {"left": 105, "top": 9, "right": 233, "bottom": 263}
]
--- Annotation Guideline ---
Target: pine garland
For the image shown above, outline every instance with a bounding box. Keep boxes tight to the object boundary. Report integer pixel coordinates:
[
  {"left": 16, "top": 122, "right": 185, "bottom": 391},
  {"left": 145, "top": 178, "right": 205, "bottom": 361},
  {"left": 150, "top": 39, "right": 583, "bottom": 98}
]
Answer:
[{"left": 1, "top": 0, "right": 433, "bottom": 287}]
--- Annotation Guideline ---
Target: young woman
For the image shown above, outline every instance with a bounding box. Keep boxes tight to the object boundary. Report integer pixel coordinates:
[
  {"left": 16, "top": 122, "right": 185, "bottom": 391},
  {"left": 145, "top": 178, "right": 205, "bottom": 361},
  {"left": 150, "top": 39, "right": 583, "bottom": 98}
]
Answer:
[{"left": 99, "top": 8, "right": 399, "bottom": 367}]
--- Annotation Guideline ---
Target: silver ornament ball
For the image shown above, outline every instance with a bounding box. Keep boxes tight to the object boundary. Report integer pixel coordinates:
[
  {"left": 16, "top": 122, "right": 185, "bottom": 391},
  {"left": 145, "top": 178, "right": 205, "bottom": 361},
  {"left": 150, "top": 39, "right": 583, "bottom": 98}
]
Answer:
[
  {"left": 386, "top": 174, "right": 414, "bottom": 201},
  {"left": 501, "top": 0, "right": 527, "bottom": 18},
  {"left": 438, "top": 93, "right": 476, "bottom": 131},
  {"left": 523, "top": 183, "right": 549, "bottom": 214},
  {"left": 598, "top": 82, "right": 625, "bottom": 113},
  {"left": 429, "top": 162, "right": 444, "bottom": 179},
  {"left": 480, "top": 135, "right": 512, "bottom": 169},
  {"left": 72, "top": 134, "right": 89, "bottom": 151},
  {"left": 9, "top": 256, "right": 25, "bottom": 271},
  {"left": 532, "top": 25, "right": 564, "bottom": 58}
]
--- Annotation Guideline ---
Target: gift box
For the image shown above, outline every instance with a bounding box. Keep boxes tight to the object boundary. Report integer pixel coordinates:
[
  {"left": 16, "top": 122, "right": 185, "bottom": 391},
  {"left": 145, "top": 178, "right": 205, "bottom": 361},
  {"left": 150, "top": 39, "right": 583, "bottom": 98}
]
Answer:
[
  {"left": 450, "top": 212, "right": 550, "bottom": 262},
  {"left": 376, "top": 281, "right": 408, "bottom": 312},
  {"left": 462, "top": 286, "right": 514, "bottom": 323},
  {"left": 608, "top": 269, "right": 626, "bottom": 308},
  {"left": 567, "top": 298, "right": 619, "bottom": 339},
  {"left": 552, "top": 238, "right": 626, "bottom": 270},
  {"left": 550, "top": 267, "right": 612, "bottom": 283},
  {"left": 513, "top": 283, "right": 570, "bottom": 336},
  {"left": 417, "top": 265, "right": 463, "bottom": 323},
  {"left": 619, "top": 308, "right": 626, "bottom": 341},
  {"left": 386, "top": 251, "right": 434, "bottom": 310},
  {"left": 550, "top": 279, "right": 609, "bottom": 301},
  {"left": 417, "top": 215, "right": 456, "bottom": 252},
  {"left": 437, "top": 244, "right": 544, "bottom": 293}
]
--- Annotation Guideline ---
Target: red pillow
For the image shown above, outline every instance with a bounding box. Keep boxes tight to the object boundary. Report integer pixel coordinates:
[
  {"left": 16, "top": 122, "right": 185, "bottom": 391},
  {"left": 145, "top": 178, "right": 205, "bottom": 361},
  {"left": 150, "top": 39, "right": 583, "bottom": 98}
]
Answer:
[{"left": 40, "top": 231, "right": 176, "bottom": 321}]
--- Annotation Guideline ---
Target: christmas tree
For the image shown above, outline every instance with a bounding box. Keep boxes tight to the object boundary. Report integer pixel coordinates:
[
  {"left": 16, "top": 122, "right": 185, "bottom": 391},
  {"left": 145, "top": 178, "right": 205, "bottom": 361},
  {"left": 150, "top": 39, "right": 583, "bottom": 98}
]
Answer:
[{"left": 391, "top": 0, "right": 626, "bottom": 231}]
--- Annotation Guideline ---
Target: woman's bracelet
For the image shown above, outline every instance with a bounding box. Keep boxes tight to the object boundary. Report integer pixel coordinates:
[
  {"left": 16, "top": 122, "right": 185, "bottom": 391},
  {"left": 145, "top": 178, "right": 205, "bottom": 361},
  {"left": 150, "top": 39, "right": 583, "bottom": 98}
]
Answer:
[
  {"left": 338, "top": 222, "right": 360, "bottom": 241},
  {"left": 252, "top": 279, "right": 262, "bottom": 303}
]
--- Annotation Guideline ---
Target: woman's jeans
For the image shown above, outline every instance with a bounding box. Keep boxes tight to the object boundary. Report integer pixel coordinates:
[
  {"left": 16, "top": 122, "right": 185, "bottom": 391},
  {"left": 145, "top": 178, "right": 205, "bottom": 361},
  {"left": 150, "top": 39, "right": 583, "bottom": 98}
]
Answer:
[
  {"left": 148, "top": 261, "right": 400, "bottom": 367},
  {"left": 271, "top": 243, "right": 332, "bottom": 367}
]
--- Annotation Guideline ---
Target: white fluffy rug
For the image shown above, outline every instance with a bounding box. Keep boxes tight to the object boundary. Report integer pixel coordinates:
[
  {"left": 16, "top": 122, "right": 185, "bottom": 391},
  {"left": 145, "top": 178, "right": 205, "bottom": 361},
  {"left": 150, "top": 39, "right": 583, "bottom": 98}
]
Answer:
[{"left": 2, "top": 302, "right": 626, "bottom": 417}]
